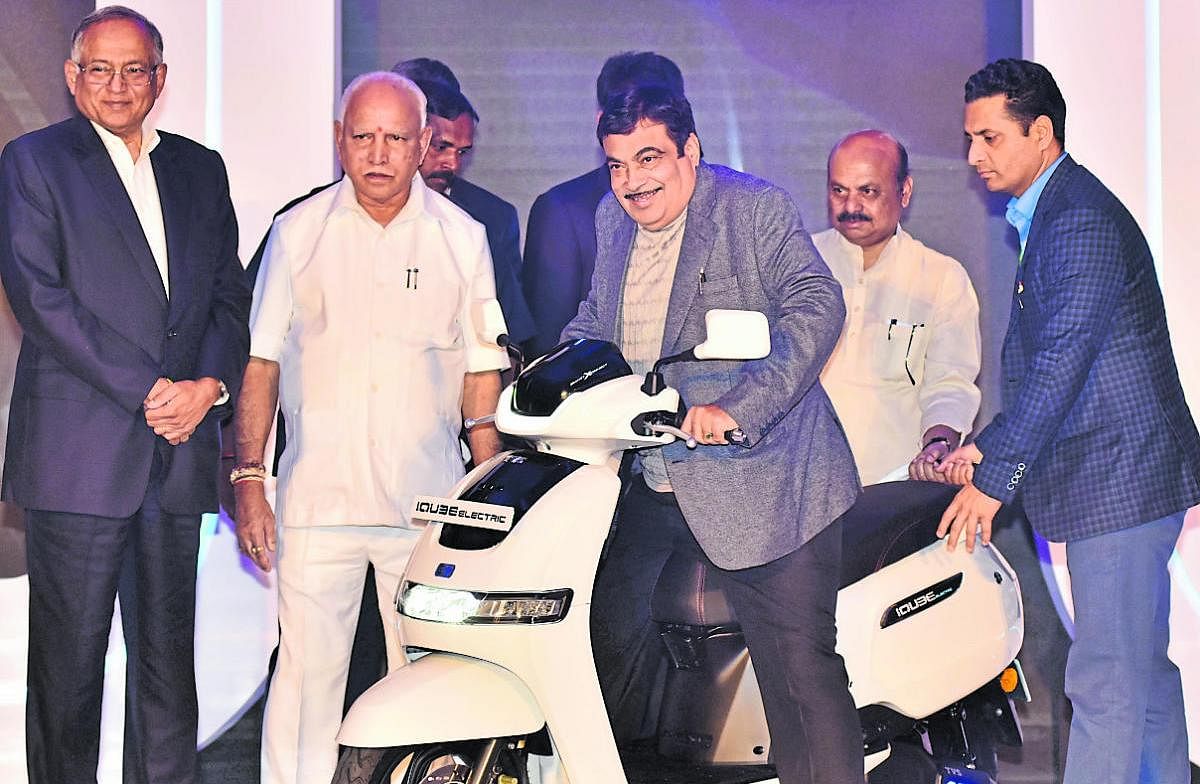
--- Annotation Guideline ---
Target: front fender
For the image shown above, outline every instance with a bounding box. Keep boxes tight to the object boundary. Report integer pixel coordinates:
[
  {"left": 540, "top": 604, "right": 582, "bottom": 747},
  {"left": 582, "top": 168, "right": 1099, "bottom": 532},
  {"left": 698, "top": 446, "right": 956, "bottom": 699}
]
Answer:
[{"left": 336, "top": 653, "right": 546, "bottom": 748}]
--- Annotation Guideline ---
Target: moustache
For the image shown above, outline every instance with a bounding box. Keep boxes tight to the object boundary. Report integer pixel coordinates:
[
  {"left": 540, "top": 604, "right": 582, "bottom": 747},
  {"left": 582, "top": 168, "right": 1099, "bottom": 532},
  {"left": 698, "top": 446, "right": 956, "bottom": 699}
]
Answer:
[
  {"left": 837, "top": 212, "right": 871, "bottom": 223},
  {"left": 425, "top": 171, "right": 454, "bottom": 183}
]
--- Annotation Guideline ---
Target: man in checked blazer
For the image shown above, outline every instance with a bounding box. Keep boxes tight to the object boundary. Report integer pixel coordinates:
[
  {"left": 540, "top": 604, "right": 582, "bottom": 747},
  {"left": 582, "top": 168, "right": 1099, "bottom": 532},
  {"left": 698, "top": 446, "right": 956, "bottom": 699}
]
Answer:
[
  {"left": 563, "top": 84, "right": 861, "bottom": 784},
  {"left": 941, "top": 59, "right": 1200, "bottom": 784}
]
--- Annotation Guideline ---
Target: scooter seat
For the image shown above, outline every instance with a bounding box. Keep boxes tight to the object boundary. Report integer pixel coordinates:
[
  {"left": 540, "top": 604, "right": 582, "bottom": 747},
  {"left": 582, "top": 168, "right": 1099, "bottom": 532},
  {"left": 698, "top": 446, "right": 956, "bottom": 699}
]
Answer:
[
  {"left": 650, "top": 481, "right": 957, "bottom": 626},
  {"left": 838, "top": 480, "right": 958, "bottom": 586}
]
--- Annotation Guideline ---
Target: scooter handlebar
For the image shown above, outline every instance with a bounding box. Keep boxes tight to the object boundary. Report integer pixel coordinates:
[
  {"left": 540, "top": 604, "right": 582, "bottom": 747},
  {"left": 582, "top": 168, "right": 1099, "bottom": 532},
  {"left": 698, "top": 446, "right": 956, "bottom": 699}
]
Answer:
[{"left": 648, "top": 423, "right": 698, "bottom": 449}]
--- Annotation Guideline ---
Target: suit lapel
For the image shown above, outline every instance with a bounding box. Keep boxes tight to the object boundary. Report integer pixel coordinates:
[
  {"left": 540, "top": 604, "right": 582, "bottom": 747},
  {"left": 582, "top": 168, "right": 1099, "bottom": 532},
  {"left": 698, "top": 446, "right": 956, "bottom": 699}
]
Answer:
[
  {"left": 151, "top": 137, "right": 193, "bottom": 326},
  {"left": 1023, "top": 154, "right": 1075, "bottom": 261},
  {"left": 596, "top": 212, "right": 635, "bottom": 341},
  {"left": 661, "top": 164, "right": 716, "bottom": 354},
  {"left": 71, "top": 119, "right": 168, "bottom": 312}
]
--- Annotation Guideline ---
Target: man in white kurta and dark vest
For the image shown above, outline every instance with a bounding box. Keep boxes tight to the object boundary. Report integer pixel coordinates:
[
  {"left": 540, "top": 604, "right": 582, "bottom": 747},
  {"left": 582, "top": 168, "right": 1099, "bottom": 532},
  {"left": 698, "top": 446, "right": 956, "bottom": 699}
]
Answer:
[{"left": 231, "top": 71, "right": 508, "bottom": 784}]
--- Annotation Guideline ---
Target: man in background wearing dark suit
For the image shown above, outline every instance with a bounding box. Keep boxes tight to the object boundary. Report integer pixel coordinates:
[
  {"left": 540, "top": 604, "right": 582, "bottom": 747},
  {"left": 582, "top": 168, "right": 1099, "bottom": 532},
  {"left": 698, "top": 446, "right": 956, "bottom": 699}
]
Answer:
[
  {"left": 941, "top": 58, "right": 1200, "bottom": 784},
  {"left": 521, "top": 51, "right": 685, "bottom": 358},
  {"left": 0, "top": 7, "right": 250, "bottom": 783},
  {"left": 395, "top": 59, "right": 535, "bottom": 348}
]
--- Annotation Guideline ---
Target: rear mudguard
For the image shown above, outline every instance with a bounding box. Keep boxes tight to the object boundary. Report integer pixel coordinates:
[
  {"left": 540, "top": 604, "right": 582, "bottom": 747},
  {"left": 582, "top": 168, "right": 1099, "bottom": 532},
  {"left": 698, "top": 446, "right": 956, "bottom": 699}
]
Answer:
[{"left": 336, "top": 652, "right": 545, "bottom": 748}]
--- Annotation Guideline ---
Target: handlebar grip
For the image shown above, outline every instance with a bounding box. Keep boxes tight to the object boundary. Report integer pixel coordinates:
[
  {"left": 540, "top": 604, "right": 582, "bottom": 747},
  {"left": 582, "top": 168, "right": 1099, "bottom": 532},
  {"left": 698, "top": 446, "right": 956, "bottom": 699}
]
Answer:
[
  {"left": 725, "top": 428, "right": 747, "bottom": 445},
  {"left": 648, "top": 423, "right": 698, "bottom": 449}
]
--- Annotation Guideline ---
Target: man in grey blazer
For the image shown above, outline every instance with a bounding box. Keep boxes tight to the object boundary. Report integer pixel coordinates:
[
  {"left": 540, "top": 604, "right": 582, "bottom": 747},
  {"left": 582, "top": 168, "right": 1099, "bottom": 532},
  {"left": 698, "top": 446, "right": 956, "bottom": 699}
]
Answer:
[{"left": 563, "top": 84, "right": 862, "bottom": 784}]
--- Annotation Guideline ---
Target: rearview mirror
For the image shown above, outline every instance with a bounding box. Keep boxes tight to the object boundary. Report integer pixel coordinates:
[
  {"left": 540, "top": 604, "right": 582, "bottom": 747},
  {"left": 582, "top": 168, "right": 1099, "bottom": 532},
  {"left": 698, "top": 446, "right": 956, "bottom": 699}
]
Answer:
[{"left": 693, "top": 309, "right": 770, "bottom": 360}]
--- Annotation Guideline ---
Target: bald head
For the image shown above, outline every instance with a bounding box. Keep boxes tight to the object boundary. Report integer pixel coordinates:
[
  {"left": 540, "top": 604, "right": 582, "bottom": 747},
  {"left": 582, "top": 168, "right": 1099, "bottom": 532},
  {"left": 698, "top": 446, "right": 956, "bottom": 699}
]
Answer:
[
  {"left": 826, "top": 130, "right": 913, "bottom": 267},
  {"left": 828, "top": 130, "right": 908, "bottom": 186},
  {"left": 338, "top": 71, "right": 426, "bottom": 126}
]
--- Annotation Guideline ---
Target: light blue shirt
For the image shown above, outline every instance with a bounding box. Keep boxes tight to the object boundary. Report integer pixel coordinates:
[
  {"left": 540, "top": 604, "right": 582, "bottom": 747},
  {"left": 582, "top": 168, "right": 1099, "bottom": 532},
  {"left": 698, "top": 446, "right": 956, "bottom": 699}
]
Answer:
[{"left": 1005, "top": 153, "right": 1067, "bottom": 254}]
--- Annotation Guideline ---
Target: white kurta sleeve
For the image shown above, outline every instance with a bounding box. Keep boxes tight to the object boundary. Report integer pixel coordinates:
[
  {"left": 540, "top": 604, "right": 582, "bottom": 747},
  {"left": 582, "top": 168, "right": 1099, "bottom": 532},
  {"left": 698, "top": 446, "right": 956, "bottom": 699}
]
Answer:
[
  {"left": 248, "top": 221, "right": 294, "bottom": 362},
  {"left": 461, "top": 235, "right": 510, "bottom": 374},
  {"left": 918, "top": 261, "right": 982, "bottom": 437}
]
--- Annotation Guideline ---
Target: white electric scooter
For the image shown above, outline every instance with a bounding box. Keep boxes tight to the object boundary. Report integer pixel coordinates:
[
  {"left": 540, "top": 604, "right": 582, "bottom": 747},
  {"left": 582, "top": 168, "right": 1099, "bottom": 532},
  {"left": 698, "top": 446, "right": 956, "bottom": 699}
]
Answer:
[{"left": 333, "top": 309, "right": 1028, "bottom": 784}]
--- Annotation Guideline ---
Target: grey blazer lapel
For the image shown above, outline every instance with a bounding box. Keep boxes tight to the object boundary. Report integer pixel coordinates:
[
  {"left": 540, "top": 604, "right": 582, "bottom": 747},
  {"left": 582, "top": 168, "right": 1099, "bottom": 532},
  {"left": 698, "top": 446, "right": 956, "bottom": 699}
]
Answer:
[
  {"left": 662, "top": 164, "right": 716, "bottom": 354},
  {"left": 595, "top": 204, "right": 636, "bottom": 342},
  {"left": 71, "top": 120, "right": 169, "bottom": 311}
]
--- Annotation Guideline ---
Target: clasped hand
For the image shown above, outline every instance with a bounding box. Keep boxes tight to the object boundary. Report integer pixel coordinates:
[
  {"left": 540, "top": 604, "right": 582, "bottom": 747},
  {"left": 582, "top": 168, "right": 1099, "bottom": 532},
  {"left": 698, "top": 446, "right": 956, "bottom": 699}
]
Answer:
[
  {"left": 143, "top": 377, "right": 220, "bottom": 445},
  {"left": 930, "top": 442, "right": 1002, "bottom": 553}
]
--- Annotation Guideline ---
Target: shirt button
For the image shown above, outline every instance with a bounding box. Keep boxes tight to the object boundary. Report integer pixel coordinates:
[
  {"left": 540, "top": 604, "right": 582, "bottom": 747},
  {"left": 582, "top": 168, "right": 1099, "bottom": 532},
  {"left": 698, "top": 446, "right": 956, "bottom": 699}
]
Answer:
[{"left": 166, "top": 329, "right": 178, "bottom": 338}]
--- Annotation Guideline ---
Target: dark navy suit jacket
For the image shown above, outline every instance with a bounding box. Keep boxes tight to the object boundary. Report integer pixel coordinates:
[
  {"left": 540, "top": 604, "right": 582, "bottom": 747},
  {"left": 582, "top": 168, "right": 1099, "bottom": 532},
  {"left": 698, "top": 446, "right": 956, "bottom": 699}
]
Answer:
[
  {"left": 973, "top": 155, "right": 1200, "bottom": 540},
  {"left": 0, "top": 116, "right": 251, "bottom": 518},
  {"left": 521, "top": 165, "right": 611, "bottom": 358},
  {"left": 447, "top": 178, "right": 534, "bottom": 344}
]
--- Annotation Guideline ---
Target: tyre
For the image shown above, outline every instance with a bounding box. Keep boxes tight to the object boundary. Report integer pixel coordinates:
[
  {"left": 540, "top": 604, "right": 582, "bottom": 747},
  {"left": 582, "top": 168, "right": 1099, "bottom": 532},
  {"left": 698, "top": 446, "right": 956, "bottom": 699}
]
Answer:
[{"left": 332, "top": 741, "right": 528, "bottom": 784}]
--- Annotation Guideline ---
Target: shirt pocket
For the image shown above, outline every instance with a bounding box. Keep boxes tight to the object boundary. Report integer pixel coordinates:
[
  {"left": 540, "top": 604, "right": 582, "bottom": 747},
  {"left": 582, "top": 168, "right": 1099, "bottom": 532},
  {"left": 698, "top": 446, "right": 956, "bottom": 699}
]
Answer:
[
  {"left": 869, "top": 317, "right": 930, "bottom": 386},
  {"left": 379, "top": 271, "right": 464, "bottom": 351}
]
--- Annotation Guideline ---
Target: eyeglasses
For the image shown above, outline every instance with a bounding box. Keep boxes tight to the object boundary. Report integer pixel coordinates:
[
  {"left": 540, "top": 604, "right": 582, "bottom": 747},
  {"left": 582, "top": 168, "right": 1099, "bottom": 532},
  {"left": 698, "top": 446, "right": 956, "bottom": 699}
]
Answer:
[{"left": 74, "top": 62, "right": 158, "bottom": 87}]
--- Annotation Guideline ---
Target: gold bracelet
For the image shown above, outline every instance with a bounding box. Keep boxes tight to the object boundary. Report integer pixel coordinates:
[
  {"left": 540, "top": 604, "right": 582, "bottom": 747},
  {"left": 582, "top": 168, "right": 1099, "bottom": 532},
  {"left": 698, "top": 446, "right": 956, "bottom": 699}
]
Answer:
[
  {"left": 229, "top": 464, "right": 267, "bottom": 483},
  {"left": 232, "top": 474, "right": 266, "bottom": 485}
]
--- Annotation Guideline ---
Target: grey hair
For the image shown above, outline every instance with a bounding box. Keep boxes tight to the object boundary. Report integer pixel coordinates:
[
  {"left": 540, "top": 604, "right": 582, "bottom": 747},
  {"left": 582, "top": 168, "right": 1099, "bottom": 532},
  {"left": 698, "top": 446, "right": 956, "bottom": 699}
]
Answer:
[
  {"left": 70, "top": 5, "right": 164, "bottom": 65},
  {"left": 337, "top": 71, "right": 427, "bottom": 127}
]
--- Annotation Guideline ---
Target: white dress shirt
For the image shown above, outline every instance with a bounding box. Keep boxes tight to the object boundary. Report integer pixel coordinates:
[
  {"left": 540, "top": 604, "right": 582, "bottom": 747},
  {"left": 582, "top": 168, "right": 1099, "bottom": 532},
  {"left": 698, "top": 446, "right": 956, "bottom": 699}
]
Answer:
[
  {"left": 816, "top": 226, "right": 981, "bottom": 485},
  {"left": 91, "top": 121, "right": 169, "bottom": 297},
  {"left": 250, "top": 175, "right": 508, "bottom": 529}
]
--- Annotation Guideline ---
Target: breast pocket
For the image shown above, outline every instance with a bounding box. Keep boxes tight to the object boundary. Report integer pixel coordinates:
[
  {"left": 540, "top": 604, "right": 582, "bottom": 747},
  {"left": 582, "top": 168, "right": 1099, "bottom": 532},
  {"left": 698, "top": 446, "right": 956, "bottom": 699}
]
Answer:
[
  {"left": 380, "top": 271, "right": 463, "bottom": 351},
  {"left": 869, "top": 318, "right": 930, "bottom": 385}
]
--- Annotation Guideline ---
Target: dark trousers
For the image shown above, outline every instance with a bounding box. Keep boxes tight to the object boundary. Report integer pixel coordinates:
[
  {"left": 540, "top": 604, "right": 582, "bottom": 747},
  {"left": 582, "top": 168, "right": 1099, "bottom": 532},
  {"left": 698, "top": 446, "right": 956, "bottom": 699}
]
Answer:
[
  {"left": 590, "top": 480, "right": 863, "bottom": 784},
  {"left": 24, "top": 467, "right": 202, "bottom": 784}
]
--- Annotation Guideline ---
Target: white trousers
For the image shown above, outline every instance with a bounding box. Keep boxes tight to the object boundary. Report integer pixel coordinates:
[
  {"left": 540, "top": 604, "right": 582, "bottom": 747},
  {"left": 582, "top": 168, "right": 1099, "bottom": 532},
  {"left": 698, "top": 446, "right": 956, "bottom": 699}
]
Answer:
[{"left": 261, "top": 524, "right": 421, "bottom": 784}]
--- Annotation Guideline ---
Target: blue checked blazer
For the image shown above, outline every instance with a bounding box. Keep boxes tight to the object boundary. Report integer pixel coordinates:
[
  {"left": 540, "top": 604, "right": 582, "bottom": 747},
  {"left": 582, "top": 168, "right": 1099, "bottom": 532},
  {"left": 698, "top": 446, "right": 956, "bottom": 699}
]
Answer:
[{"left": 973, "top": 155, "right": 1200, "bottom": 541}]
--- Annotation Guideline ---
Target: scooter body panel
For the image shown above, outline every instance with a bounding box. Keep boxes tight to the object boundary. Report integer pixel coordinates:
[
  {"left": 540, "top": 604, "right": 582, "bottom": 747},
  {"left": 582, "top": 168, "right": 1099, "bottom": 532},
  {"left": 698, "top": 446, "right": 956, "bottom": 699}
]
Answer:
[
  {"left": 336, "top": 653, "right": 544, "bottom": 747},
  {"left": 839, "top": 538, "right": 1023, "bottom": 718},
  {"left": 396, "top": 461, "right": 632, "bottom": 781},
  {"left": 657, "top": 539, "right": 1024, "bottom": 767}
]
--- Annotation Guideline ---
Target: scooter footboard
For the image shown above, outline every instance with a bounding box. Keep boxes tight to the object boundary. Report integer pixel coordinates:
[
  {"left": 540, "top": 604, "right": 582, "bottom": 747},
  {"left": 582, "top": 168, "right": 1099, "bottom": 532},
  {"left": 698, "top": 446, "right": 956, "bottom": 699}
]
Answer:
[{"left": 337, "top": 652, "right": 545, "bottom": 748}]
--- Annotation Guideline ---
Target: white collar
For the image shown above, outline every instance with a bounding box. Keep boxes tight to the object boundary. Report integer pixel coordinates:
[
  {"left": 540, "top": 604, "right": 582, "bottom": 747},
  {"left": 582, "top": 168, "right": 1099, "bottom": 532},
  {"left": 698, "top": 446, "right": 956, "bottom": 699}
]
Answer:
[{"left": 90, "top": 120, "right": 159, "bottom": 164}]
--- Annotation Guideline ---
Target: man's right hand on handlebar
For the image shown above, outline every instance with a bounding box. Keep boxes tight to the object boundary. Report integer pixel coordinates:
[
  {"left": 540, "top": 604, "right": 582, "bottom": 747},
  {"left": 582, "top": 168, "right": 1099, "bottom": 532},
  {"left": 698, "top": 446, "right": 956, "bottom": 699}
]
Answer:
[{"left": 682, "top": 403, "right": 740, "bottom": 446}]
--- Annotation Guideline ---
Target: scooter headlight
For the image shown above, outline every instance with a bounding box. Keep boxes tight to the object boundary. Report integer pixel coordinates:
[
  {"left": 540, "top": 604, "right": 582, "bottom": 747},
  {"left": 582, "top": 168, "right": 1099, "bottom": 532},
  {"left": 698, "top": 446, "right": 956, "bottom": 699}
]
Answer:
[{"left": 399, "top": 582, "right": 572, "bottom": 625}]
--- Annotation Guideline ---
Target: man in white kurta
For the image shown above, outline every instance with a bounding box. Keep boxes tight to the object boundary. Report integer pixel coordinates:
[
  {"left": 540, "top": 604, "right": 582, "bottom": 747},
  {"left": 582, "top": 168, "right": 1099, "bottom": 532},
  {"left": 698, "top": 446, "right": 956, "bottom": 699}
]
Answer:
[
  {"left": 232, "top": 72, "right": 508, "bottom": 784},
  {"left": 816, "top": 131, "right": 981, "bottom": 485}
]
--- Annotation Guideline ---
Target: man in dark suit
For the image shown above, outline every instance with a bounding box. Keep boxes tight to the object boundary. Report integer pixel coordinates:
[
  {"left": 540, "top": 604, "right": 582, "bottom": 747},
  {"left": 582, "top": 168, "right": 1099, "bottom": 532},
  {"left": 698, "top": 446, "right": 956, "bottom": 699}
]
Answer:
[
  {"left": 395, "top": 60, "right": 535, "bottom": 347},
  {"left": 0, "top": 7, "right": 250, "bottom": 783},
  {"left": 564, "top": 84, "right": 862, "bottom": 784},
  {"left": 940, "top": 58, "right": 1200, "bottom": 784},
  {"left": 522, "top": 51, "right": 685, "bottom": 358}
]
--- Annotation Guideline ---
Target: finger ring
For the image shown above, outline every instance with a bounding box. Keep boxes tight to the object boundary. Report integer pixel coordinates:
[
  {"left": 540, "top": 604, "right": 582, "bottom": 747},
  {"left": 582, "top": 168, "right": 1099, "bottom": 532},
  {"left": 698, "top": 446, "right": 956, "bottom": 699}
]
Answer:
[
  {"left": 704, "top": 432, "right": 714, "bottom": 439},
  {"left": 250, "top": 545, "right": 262, "bottom": 554}
]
